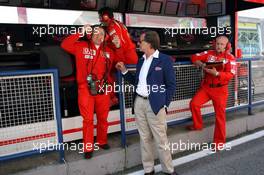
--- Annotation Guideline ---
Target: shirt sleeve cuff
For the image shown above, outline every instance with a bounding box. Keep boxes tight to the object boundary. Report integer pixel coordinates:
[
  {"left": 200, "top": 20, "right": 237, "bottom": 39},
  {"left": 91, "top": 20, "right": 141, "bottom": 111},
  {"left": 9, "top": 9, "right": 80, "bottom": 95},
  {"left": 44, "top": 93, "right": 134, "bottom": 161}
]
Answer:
[{"left": 122, "top": 70, "right": 128, "bottom": 75}]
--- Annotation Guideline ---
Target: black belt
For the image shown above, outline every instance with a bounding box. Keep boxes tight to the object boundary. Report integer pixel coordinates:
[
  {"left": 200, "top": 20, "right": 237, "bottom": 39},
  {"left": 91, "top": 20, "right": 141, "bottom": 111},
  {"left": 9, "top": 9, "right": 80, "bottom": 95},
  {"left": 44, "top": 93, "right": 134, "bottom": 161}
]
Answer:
[
  {"left": 209, "top": 83, "right": 227, "bottom": 88},
  {"left": 137, "top": 93, "right": 149, "bottom": 100}
]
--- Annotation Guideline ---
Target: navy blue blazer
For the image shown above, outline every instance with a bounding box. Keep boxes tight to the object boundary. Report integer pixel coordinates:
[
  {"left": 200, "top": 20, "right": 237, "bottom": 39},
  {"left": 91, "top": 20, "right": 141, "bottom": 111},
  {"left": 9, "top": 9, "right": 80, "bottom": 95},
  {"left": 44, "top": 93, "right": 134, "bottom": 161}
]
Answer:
[{"left": 123, "top": 51, "right": 176, "bottom": 115}]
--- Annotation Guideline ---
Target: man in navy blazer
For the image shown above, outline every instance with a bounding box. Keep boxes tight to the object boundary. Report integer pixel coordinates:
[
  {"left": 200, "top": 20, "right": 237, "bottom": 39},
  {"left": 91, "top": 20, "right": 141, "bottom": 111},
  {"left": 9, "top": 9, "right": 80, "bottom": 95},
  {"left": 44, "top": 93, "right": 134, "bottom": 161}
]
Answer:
[
  {"left": 116, "top": 31, "right": 177, "bottom": 175},
  {"left": 122, "top": 49, "right": 176, "bottom": 115}
]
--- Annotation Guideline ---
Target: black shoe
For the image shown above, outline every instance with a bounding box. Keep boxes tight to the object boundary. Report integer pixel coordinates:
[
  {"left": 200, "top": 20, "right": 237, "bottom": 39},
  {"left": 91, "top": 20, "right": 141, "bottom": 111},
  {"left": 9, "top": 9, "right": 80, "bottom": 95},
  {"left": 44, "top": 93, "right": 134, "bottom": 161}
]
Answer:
[
  {"left": 163, "top": 171, "right": 179, "bottom": 175},
  {"left": 186, "top": 125, "right": 203, "bottom": 131},
  {"left": 84, "top": 152, "right": 93, "bottom": 159},
  {"left": 144, "top": 170, "right": 155, "bottom": 175},
  {"left": 99, "top": 144, "right": 110, "bottom": 150}
]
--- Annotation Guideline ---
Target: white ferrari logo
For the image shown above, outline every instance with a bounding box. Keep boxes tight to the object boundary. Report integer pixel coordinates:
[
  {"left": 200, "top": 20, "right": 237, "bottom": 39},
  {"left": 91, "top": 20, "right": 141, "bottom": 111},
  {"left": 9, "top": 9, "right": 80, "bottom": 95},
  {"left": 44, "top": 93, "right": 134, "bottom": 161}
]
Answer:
[{"left": 207, "top": 55, "right": 216, "bottom": 62}]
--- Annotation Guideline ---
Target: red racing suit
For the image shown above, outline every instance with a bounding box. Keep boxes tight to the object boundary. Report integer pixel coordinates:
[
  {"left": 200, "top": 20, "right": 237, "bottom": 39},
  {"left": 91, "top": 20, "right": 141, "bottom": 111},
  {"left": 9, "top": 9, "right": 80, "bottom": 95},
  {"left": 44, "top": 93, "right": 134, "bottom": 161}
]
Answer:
[
  {"left": 106, "top": 20, "right": 138, "bottom": 64},
  {"left": 190, "top": 50, "right": 236, "bottom": 148},
  {"left": 105, "top": 20, "right": 138, "bottom": 105},
  {"left": 61, "top": 33, "right": 124, "bottom": 152}
]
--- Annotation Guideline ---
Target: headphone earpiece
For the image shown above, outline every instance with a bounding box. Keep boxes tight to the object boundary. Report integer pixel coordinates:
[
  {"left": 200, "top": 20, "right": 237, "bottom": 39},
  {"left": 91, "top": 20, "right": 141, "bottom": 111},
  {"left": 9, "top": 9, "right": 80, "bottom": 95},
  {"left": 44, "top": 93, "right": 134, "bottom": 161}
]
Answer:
[{"left": 225, "top": 42, "right": 231, "bottom": 52}]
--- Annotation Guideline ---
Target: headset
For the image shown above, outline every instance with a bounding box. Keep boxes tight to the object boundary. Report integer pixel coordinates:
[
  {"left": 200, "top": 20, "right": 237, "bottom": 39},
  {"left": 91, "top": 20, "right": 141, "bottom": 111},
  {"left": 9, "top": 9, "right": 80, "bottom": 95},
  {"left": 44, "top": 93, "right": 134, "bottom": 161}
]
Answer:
[{"left": 226, "top": 42, "right": 232, "bottom": 52}]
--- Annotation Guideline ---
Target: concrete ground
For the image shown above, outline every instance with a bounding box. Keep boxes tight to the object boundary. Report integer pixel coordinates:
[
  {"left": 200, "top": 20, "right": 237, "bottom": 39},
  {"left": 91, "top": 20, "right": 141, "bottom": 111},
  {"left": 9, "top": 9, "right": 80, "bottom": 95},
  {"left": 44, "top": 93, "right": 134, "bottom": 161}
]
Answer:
[{"left": 1, "top": 106, "right": 264, "bottom": 175}]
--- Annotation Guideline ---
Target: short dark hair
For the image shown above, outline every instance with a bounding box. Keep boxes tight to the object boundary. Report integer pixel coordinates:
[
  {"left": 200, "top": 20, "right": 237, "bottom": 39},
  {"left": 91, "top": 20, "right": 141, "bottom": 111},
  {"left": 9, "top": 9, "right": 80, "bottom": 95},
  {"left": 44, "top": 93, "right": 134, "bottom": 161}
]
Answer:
[
  {"left": 143, "top": 31, "right": 160, "bottom": 50},
  {"left": 98, "top": 7, "right": 114, "bottom": 18}
]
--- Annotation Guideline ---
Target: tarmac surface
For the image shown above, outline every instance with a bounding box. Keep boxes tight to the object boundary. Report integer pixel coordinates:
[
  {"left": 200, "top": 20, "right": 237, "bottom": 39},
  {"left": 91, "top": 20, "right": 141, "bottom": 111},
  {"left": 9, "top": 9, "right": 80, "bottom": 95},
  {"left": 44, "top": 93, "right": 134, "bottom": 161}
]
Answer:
[{"left": 157, "top": 136, "right": 264, "bottom": 175}]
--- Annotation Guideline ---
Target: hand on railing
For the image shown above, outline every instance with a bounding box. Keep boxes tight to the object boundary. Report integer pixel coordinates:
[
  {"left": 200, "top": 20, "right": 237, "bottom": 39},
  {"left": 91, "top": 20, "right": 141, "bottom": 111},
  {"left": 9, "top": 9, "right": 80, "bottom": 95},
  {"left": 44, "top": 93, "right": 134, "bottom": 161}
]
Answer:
[{"left": 115, "top": 62, "right": 128, "bottom": 74}]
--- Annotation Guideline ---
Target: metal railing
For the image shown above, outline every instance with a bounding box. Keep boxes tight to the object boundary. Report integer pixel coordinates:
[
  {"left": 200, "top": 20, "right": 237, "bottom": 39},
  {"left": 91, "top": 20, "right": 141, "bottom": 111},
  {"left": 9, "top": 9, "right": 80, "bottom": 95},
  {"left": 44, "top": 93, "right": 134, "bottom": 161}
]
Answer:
[{"left": 0, "top": 69, "right": 64, "bottom": 162}]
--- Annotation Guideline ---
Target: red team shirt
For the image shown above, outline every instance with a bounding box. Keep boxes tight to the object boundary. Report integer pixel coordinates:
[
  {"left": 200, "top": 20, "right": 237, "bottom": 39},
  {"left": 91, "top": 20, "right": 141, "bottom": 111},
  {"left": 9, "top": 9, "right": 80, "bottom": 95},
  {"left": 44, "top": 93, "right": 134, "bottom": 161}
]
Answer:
[
  {"left": 107, "top": 20, "right": 136, "bottom": 51},
  {"left": 191, "top": 50, "right": 236, "bottom": 86},
  {"left": 61, "top": 33, "right": 124, "bottom": 85}
]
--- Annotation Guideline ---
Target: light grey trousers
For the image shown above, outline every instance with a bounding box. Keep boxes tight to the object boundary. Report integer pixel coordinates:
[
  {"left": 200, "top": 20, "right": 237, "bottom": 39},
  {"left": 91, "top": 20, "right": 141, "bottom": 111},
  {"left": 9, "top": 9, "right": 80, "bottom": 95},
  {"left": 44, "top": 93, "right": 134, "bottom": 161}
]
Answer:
[{"left": 134, "top": 96, "right": 174, "bottom": 173}]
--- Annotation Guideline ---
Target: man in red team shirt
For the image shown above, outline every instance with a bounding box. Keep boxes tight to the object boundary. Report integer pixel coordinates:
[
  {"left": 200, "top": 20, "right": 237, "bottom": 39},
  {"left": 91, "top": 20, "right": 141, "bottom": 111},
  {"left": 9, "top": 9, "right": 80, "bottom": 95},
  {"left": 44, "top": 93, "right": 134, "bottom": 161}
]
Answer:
[
  {"left": 98, "top": 7, "right": 138, "bottom": 65},
  {"left": 187, "top": 35, "right": 236, "bottom": 150},
  {"left": 98, "top": 7, "right": 138, "bottom": 106},
  {"left": 61, "top": 25, "right": 123, "bottom": 159}
]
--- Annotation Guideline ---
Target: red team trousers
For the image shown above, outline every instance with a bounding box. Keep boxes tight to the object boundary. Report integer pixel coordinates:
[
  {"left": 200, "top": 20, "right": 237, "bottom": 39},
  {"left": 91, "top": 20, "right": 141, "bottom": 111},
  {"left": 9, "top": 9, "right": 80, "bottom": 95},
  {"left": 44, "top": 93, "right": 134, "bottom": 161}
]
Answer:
[
  {"left": 190, "top": 84, "right": 228, "bottom": 146},
  {"left": 78, "top": 85, "right": 110, "bottom": 152}
]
